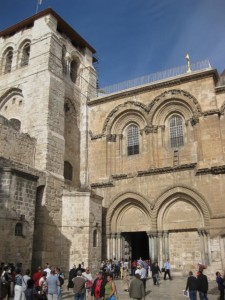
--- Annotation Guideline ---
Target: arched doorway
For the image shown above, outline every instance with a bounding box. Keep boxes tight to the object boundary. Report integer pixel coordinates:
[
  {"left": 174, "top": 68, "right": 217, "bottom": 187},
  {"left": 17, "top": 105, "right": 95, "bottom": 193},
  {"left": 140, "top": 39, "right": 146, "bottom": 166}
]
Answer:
[
  {"left": 106, "top": 196, "right": 152, "bottom": 260},
  {"left": 156, "top": 189, "right": 210, "bottom": 274}
]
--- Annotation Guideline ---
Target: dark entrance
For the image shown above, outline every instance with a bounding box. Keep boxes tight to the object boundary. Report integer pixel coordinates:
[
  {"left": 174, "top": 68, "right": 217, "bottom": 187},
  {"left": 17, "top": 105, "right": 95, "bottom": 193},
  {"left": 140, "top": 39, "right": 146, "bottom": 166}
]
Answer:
[{"left": 123, "top": 231, "right": 149, "bottom": 260}]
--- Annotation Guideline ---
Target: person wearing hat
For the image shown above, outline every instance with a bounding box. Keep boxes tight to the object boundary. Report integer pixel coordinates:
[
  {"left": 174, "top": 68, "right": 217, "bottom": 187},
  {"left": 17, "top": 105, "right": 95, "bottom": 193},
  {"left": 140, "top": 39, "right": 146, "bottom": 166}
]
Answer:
[
  {"left": 72, "top": 270, "right": 85, "bottom": 300},
  {"left": 91, "top": 272, "right": 106, "bottom": 300}
]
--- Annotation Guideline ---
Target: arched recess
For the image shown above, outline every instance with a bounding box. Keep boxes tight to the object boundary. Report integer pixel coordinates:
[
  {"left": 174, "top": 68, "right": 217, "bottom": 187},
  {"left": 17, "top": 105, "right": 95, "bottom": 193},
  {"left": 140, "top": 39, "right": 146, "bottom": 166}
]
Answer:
[
  {"left": 106, "top": 191, "right": 152, "bottom": 233},
  {"left": 18, "top": 39, "right": 31, "bottom": 67},
  {"left": 70, "top": 50, "right": 82, "bottom": 84},
  {"left": 149, "top": 89, "right": 202, "bottom": 125},
  {"left": 102, "top": 101, "right": 149, "bottom": 135},
  {"left": 0, "top": 88, "right": 24, "bottom": 122},
  {"left": 152, "top": 185, "right": 211, "bottom": 230}
]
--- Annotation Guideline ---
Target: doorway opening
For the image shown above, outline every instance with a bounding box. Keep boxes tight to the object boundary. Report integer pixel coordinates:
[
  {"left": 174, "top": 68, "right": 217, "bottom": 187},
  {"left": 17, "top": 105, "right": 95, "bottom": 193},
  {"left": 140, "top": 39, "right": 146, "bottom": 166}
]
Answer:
[{"left": 122, "top": 231, "right": 149, "bottom": 260}]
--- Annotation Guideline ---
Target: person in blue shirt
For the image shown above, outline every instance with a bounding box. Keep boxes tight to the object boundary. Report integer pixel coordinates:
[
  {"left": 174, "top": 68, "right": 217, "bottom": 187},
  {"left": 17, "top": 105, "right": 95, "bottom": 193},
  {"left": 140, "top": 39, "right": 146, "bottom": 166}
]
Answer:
[
  {"left": 216, "top": 272, "right": 225, "bottom": 300},
  {"left": 163, "top": 259, "right": 172, "bottom": 280}
]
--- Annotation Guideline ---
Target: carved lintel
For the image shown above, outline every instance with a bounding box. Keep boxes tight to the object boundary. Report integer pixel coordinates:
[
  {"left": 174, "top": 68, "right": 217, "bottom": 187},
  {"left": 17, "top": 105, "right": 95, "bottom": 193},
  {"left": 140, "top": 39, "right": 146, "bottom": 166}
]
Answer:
[
  {"left": 203, "top": 109, "right": 220, "bottom": 117},
  {"left": 144, "top": 125, "right": 158, "bottom": 134}
]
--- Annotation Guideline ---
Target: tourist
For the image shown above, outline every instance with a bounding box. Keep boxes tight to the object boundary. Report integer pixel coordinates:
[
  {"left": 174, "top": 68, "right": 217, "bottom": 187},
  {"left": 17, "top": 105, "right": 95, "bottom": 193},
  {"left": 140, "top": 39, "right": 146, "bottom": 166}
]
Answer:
[
  {"left": 196, "top": 271, "right": 208, "bottom": 300},
  {"left": 46, "top": 270, "right": 60, "bottom": 300},
  {"left": 23, "top": 279, "right": 38, "bottom": 300},
  {"left": 22, "top": 269, "right": 31, "bottom": 300},
  {"left": 0, "top": 266, "right": 9, "bottom": 300},
  {"left": 43, "top": 264, "right": 51, "bottom": 279},
  {"left": 33, "top": 267, "right": 42, "bottom": 289},
  {"left": 131, "top": 260, "right": 137, "bottom": 276},
  {"left": 55, "top": 268, "right": 64, "bottom": 300},
  {"left": 39, "top": 271, "right": 47, "bottom": 300},
  {"left": 91, "top": 271, "right": 106, "bottom": 300},
  {"left": 67, "top": 265, "right": 76, "bottom": 290},
  {"left": 122, "top": 267, "right": 129, "bottom": 292},
  {"left": 135, "top": 264, "right": 146, "bottom": 292},
  {"left": 14, "top": 269, "right": 23, "bottom": 300},
  {"left": 163, "top": 259, "right": 172, "bottom": 280},
  {"left": 104, "top": 274, "right": 117, "bottom": 300},
  {"left": 82, "top": 267, "right": 93, "bottom": 299},
  {"left": 151, "top": 262, "right": 161, "bottom": 286},
  {"left": 129, "top": 273, "right": 145, "bottom": 300},
  {"left": 72, "top": 270, "right": 85, "bottom": 300},
  {"left": 185, "top": 271, "right": 197, "bottom": 300},
  {"left": 215, "top": 271, "right": 224, "bottom": 300}
]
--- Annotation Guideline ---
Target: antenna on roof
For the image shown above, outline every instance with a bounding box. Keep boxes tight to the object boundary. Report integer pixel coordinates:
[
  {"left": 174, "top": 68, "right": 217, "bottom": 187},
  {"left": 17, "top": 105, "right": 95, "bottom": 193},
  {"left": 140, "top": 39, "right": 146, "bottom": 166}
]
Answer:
[{"left": 36, "top": 0, "right": 42, "bottom": 14}]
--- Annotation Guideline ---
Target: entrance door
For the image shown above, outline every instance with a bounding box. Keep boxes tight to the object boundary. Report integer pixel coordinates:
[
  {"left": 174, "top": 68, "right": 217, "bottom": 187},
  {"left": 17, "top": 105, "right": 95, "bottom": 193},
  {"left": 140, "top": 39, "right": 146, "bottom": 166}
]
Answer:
[{"left": 122, "top": 231, "right": 149, "bottom": 260}]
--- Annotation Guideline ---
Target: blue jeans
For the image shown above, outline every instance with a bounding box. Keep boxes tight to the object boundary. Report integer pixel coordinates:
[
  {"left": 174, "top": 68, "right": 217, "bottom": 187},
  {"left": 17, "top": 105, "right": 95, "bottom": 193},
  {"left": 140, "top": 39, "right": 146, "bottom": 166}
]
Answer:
[
  {"left": 74, "top": 293, "right": 85, "bottom": 300},
  {"left": 199, "top": 292, "right": 208, "bottom": 300},
  {"left": 189, "top": 290, "right": 197, "bottom": 300}
]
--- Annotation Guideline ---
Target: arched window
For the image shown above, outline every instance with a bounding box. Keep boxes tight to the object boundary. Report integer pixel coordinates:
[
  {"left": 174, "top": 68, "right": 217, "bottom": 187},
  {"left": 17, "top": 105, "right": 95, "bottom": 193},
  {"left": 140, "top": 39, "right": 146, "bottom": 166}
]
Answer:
[
  {"left": 70, "top": 60, "right": 79, "bottom": 83},
  {"left": 15, "top": 223, "right": 23, "bottom": 236},
  {"left": 20, "top": 43, "right": 30, "bottom": 67},
  {"left": 64, "top": 161, "right": 73, "bottom": 181},
  {"left": 93, "top": 230, "right": 97, "bottom": 247},
  {"left": 169, "top": 115, "right": 184, "bottom": 148},
  {"left": 4, "top": 47, "right": 13, "bottom": 73},
  {"left": 127, "top": 125, "right": 139, "bottom": 156}
]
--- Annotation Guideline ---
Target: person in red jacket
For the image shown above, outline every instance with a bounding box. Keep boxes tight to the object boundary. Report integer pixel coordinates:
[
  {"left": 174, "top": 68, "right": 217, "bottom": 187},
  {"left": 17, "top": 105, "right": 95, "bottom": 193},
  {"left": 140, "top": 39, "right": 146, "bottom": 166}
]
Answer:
[{"left": 33, "top": 266, "right": 43, "bottom": 289}]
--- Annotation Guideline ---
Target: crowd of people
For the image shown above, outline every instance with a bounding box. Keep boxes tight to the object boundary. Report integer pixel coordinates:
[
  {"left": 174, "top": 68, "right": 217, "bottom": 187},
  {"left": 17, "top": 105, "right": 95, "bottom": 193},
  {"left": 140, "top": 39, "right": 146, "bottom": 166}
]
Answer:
[{"left": 0, "top": 260, "right": 225, "bottom": 300}]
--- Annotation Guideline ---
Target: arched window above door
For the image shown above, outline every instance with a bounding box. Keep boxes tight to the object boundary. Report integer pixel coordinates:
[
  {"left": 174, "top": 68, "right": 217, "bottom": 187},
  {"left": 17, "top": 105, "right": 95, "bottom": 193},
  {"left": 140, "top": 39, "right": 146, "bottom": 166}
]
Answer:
[{"left": 169, "top": 115, "right": 184, "bottom": 148}]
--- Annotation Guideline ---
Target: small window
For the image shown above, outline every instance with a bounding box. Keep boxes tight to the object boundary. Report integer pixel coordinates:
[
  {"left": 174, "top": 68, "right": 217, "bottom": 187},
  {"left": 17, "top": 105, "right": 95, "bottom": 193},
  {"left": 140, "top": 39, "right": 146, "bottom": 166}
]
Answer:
[
  {"left": 64, "top": 161, "right": 73, "bottom": 181},
  {"left": 127, "top": 125, "right": 139, "bottom": 156},
  {"left": 93, "top": 230, "right": 97, "bottom": 247},
  {"left": 4, "top": 47, "right": 13, "bottom": 73},
  {"left": 21, "top": 43, "right": 30, "bottom": 67},
  {"left": 169, "top": 115, "right": 184, "bottom": 148},
  {"left": 70, "top": 60, "right": 79, "bottom": 83},
  {"left": 62, "top": 45, "right": 67, "bottom": 75},
  {"left": 15, "top": 223, "right": 23, "bottom": 236}
]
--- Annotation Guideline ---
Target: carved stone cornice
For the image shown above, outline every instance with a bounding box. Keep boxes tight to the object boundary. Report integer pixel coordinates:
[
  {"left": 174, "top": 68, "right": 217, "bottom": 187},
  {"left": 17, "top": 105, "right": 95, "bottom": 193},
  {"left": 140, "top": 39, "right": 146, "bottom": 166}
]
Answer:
[
  {"left": 89, "top": 130, "right": 104, "bottom": 140},
  {"left": 202, "top": 109, "right": 220, "bottom": 117},
  {"left": 141, "top": 125, "right": 158, "bottom": 135},
  {"left": 137, "top": 163, "right": 197, "bottom": 177},
  {"left": 91, "top": 181, "right": 114, "bottom": 188},
  {"left": 111, "top": 174, "right": 128, "bottom": 180},
  {"left": 106, "top": 134, "right": 117, "bottom": 142},
  {"left": 196, "top": 165, "right": 225, "bottom": 175}
]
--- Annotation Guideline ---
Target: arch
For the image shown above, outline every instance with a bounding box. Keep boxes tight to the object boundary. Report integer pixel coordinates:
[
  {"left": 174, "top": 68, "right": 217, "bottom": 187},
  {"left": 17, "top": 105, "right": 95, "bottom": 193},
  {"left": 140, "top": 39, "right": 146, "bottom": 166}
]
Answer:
[
  {"left": 18, "top": 39, "right": 31, "bottom": 67},
  {"left": 106, "top": 191, "right": 152, "bottom": 233},
  {"left": 2, "top": 47, "right": 13, "bottom": 74},
  {"left": 102, "top": 101, "right": 149, "bottom": 135},
  {"left": 0, "top": 88, "right": 23, "bottom": 110},
  {"left": 169, "top": 114, "right": 184, "bottom": 148},
  {"left": 151, "top": 185, "right": 211, "bottom": 230},
  {"left": 15, "top": 222, "right": 23, "bottom": 236},
  {"left": 127, "top": 124, "right": 139, "bottom": 155},
  {"left": 149, "top": 89, "right": 202, "bottom": 125}
]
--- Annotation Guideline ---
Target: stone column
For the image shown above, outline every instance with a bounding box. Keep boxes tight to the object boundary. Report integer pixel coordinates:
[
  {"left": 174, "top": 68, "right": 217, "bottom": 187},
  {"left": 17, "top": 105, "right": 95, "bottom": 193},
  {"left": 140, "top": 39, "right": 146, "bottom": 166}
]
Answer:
[
  {"left": 117, "top": 233, "right": 122, "bottom": 260},
  {"left": 158, "top": 231, "right": 163, "bottom": 267},
  {"left": 147, "top": 232, "right": 152, "bottom": 259},
  {"left": 203, "top": 230, "right": 209, "bottom": 265},
  {"left": 112, "top": 233, "right": 116, "bottom": 259},
  {"left": 198, "top": 229, "right": 206, "bottom": 264},
  {"left": 107, "top": 234, "right": 111, "bottom": 260},
  {"left": 207, "top": 234, "right": 212, "bottom": 266}
]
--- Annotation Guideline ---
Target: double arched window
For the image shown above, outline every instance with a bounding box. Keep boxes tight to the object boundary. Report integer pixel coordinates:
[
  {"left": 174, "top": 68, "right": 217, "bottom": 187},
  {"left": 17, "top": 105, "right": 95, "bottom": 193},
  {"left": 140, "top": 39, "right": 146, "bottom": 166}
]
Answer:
[
  {"left": 169, "top": 115, "right": 184, "bottom": 148},
  {"left": 127, "top": 125, "right": 139, "bottom": 155}
]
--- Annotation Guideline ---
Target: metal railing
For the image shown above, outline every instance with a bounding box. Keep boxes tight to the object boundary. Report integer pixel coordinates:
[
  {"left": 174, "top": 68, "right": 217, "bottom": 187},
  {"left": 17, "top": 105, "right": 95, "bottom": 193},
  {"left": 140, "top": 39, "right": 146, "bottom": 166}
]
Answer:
[{"left": 98, "top": 59, "right": 212, "bottom": 96}]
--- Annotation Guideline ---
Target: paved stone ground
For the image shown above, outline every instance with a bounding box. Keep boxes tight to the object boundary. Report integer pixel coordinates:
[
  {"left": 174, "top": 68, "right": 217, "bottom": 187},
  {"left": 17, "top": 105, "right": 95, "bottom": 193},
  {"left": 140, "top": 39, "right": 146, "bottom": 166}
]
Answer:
[{"left": 62, "top": 276, "right": 220, "bottom": 300}]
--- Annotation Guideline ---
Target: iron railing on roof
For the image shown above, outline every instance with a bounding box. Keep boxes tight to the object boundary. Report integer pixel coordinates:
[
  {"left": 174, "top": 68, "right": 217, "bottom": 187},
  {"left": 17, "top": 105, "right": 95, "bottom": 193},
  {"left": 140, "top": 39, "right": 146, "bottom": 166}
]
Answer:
[{"left": 98, "top": 59, "right": 212, "bottom": 96}]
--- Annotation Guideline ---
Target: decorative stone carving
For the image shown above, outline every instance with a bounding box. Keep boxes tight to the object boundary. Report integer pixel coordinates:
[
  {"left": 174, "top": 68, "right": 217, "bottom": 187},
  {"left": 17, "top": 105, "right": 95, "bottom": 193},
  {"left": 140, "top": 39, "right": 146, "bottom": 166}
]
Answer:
[
  {"left": 89, "top": 130, "right": 104, "bottom": 140},
  {"left": 106, "top": 134, "right": 117, "bottom": 142}
]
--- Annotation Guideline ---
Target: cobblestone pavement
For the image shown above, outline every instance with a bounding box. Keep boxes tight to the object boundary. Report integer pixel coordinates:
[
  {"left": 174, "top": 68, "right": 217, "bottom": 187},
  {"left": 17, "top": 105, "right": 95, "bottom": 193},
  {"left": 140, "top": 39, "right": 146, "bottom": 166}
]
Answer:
[{"left": 62, "top": 276, "right": 219, "bottom": 300}]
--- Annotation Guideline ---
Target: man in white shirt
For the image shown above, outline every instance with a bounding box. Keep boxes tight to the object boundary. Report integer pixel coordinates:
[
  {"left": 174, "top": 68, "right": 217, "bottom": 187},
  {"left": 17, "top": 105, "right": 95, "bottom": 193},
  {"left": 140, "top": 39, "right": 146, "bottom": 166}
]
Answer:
[
  {"left": 135, "top": 264, "right": 146, "bottom": 292},
  {"left": 164, "top": 259, "right": 172, "bottom": 280},
  {"left": 44, "top": 263, "right": 51, "bottom": 278}
]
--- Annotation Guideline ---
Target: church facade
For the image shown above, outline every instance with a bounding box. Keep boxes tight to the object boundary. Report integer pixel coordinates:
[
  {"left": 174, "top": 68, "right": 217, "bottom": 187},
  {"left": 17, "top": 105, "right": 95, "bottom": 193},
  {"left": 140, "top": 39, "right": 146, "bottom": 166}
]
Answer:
[{"left": 0, "top": 9, "right": 225, "bottom": 278}]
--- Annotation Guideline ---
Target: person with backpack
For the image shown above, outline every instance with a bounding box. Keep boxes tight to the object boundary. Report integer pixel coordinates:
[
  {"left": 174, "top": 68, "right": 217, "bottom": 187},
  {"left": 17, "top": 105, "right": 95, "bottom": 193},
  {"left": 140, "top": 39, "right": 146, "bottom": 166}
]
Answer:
[{"left": 55, "top": 268, "right": 64, "bottom": 300}]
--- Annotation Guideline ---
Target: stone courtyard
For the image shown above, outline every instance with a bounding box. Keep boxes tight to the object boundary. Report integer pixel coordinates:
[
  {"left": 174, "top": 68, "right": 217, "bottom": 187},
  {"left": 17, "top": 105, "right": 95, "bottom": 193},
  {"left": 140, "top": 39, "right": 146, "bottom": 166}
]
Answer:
[{"left": 62, "top": 276, "right": 220, "bottom": 300}]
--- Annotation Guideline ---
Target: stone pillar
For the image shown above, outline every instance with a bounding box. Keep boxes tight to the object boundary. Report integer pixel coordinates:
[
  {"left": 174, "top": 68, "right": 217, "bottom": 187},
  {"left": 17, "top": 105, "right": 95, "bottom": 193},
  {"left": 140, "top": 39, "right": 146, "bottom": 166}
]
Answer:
[
  {"left": 198, "top": 229, "right": 206, "bottom": 264},
  {"left": 203, "top": 230, "right": 209, "bottom": 265},
  {"left": 207, "top": 234, "right": 212, "bottom": 266},
  {"left": 117, "top": 233, "right": 122, "bottom": 261},
  {"left": 107, "top": 234, "right": 111, "bottom": 260},
  {"left": 158, "top": 231, "right": 163, "bottom": 267},
  {"left": 163, "top": 231, "right": 169, "bottom": 262},
  {"left": 112, "top": 234, "right": 116, "bottom": 259},
  {"left": 147, "top": 232, "right": 152, "bottom": 259}
]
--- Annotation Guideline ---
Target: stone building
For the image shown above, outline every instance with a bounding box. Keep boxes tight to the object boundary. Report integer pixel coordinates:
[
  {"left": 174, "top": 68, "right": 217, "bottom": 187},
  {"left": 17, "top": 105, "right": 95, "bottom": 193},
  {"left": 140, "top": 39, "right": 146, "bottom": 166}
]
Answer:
[{"left": 0, "top": 8, "right": 225, "bottom": 277}]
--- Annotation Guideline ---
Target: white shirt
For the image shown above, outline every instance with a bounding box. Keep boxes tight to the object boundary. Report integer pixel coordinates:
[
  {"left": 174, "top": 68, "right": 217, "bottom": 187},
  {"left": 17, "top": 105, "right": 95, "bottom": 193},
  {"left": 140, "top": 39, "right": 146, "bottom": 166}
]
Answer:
[
  {"left": 44, "top": 267, "right": 51, "bottom": 278},
  {"left": 135, "top": 267, "right": 146, "bottom": 279}
]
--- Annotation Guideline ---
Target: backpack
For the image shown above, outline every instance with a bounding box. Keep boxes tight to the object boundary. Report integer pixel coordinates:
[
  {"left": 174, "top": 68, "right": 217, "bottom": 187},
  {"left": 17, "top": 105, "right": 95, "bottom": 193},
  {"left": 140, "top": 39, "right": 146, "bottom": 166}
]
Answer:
[{"left": 58, "top": 275, "right": 64, "bottom": 286}]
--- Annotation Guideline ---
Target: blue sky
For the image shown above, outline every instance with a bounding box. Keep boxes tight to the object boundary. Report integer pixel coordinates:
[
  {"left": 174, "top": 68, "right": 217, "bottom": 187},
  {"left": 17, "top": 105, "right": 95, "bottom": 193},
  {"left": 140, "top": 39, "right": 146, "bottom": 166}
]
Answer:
[{"left": 0, "top": 0, "right": 225, "bottom": 87}]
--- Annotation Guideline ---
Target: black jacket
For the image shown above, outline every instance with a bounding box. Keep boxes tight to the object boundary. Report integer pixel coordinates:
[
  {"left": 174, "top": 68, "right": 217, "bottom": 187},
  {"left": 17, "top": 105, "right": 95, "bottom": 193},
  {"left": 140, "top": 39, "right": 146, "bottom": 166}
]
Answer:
[
  {"left": 197, "top": 273, "right": 208, "bottom": 293},
  {"left": 186, "top": 276, "right": 197, "bottom": 291},
  {"left": 151, "top": 265, "right": 161, "bottom": 276},
  {"left": 91, "top": 278, "right": 106, "bottom": 298}
]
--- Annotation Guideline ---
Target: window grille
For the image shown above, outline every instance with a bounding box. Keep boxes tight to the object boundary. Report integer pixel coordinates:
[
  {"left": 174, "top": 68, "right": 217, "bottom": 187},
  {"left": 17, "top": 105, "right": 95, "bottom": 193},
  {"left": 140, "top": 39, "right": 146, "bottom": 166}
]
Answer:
[
  {"left": 21, "top": 43, "right": 30, "bottom": 67},
  {"left": 4, "top": 48, "right": 13, "bottom": 73},
  {"left": 127, "top": 125, "right": 139, "bottom": 155},
  {"left": 169, "top": 115, "right": 184, "bottom": 148},
  {"left": 15, "top": 223, "right": 23, "bottom": 236}
]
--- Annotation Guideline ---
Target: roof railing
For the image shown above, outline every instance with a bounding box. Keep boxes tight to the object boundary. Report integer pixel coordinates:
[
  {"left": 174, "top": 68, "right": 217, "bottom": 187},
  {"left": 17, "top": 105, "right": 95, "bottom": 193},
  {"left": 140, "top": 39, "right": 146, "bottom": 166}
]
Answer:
[{"left": 98, "top": 59, "right": 212, "bottom": 96}]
